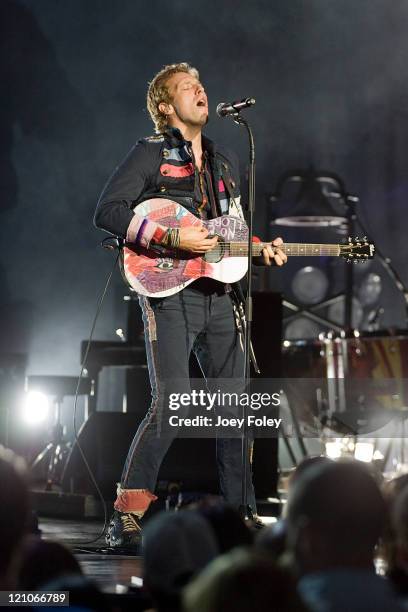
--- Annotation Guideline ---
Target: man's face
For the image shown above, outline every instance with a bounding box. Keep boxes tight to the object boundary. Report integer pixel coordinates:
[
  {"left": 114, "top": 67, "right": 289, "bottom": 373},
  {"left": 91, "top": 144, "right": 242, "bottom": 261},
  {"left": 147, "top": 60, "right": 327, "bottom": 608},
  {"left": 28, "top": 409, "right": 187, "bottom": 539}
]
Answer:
[{"left": 163, "top": 72, "right": 208, "bottom": 129}]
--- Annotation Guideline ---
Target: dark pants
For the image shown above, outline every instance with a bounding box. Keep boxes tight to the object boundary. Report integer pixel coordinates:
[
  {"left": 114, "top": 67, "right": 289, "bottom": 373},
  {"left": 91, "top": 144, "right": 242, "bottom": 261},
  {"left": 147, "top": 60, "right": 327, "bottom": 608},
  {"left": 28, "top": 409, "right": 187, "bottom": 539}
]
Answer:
[{"left": 120, "top": 281, "right": 256, "bottom": 511}]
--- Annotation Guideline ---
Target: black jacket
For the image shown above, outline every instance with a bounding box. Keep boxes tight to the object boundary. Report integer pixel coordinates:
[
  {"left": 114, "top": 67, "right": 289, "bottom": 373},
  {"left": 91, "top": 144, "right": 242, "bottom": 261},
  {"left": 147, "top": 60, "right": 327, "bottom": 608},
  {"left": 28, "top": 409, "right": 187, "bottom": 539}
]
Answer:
[{"left": 94, "top": 127, "right": 244, "bottom": 239}]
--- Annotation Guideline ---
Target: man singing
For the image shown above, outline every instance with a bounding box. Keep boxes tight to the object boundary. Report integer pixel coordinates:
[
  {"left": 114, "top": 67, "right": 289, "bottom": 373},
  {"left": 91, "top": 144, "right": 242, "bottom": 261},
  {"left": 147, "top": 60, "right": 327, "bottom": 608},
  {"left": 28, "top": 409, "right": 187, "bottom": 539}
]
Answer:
[{"left": 94, "top": 63, "right": 287, "bottom": 547}]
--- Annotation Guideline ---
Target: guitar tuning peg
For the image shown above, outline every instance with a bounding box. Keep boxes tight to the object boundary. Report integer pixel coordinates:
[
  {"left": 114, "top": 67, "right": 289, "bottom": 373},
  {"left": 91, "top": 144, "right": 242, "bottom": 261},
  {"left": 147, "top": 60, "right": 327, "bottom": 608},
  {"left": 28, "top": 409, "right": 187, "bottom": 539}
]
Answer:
[
  {"left": 348, "top": 236, "right": 351, "bottom": 242},
  {"left": 363, "top": 236, "right": 367, "bottom": 240}
]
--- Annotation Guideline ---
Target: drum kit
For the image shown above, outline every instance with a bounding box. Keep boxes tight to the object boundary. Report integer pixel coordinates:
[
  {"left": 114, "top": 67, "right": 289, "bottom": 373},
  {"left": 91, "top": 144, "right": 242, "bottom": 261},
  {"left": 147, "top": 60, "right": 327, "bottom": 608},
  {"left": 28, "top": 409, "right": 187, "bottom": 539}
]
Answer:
[
  {"left": 271, "top": 169, "right": 408, "bottom": 472},
  {"left": 282, "top": 330, "right": 408, "bottom": 427}
]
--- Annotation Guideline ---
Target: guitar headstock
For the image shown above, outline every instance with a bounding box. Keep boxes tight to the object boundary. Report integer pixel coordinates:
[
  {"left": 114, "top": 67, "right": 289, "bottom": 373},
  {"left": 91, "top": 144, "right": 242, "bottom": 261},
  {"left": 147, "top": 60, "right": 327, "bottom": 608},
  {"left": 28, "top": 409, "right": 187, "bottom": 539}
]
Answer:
[{"left": 340, "top": 236, "right": 375, "bottom": 262}]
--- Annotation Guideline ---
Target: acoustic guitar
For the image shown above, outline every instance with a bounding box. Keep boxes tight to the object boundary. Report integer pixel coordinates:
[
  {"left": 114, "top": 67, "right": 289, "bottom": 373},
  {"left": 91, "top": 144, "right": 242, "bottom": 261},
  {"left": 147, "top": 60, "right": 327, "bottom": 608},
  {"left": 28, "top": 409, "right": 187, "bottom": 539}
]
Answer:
[{"left": 121, "top": 198, "right": 375, "bottom": 298}]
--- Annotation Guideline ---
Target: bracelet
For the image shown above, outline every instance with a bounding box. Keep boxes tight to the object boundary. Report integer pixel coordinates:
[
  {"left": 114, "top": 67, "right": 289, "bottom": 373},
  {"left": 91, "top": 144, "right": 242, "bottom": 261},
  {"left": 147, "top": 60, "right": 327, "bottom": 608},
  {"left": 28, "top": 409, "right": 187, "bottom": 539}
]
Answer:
[
  {"left": 171, "top": 228, "right": 180, "bottom": 249},
  {"left": 162, "top": 228, "right": 180, "bottom": 248},
  {"left": 161, "top": 229, "right": 171, "bottom": 247}
]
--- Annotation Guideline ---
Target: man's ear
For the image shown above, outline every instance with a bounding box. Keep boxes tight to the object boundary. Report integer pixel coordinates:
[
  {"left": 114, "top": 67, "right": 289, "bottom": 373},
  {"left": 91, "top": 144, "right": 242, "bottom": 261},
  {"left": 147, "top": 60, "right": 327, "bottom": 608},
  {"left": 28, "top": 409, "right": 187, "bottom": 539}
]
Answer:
[{"left": 158, "top": 101, "right": 174, "bottom": 117}]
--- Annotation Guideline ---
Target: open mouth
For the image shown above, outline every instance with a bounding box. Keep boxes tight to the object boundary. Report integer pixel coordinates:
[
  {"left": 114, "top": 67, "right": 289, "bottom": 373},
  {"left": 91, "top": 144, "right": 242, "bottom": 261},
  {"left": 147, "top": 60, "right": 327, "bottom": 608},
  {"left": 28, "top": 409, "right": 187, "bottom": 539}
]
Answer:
[{"left": 196, "top": 98, "right": 207, "bottom": 108}]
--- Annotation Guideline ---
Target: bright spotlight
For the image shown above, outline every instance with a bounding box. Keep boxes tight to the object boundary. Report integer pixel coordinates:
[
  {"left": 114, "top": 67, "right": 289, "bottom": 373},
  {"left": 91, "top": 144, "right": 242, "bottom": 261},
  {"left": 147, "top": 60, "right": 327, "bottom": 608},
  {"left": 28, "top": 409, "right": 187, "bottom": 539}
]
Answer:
[
  {"left": 325, "top": 439, "right": 343, "bottom": 459},
  {"left": 22, "top": 391, "right": 49, "bottom": 425},
  {"left": 354, "top": 442, "right": 374, "bottom": 463}
]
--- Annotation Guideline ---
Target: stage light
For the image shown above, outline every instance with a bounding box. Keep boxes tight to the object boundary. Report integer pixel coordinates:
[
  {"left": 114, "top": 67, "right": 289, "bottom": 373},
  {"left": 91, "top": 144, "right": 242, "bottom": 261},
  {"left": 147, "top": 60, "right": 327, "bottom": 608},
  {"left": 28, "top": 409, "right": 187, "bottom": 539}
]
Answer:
[
  {"left": 271, "top": 168, "right": 348, "bottom": 228},
  {"left": 354, "top": 442, "right": 374, "bottom": 463},
  {"left": 22, "top": 391, "right": 50, "bottom": 425},
  {"left": 325, "top": 439, "right": 343, "bottom": 459},
  {"left": 291, "top": 266, "right": 329, "bottom": 305},
  {"left": 284, "top": 316, "right": 322, "bottom": 339},
  {"left": 258, "top": 516, "right": 278, "bottom": 525},
  {"left": 116, "top": 328, "right": 126, "bottom": 341}
]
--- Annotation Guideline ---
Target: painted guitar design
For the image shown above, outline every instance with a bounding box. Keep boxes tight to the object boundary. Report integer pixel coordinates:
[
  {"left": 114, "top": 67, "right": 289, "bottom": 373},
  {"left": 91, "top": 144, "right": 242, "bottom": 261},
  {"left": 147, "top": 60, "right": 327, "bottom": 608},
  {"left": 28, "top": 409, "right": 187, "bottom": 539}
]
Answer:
[{"left": 121, "top": 198, "right": 375, "bottom": 297}]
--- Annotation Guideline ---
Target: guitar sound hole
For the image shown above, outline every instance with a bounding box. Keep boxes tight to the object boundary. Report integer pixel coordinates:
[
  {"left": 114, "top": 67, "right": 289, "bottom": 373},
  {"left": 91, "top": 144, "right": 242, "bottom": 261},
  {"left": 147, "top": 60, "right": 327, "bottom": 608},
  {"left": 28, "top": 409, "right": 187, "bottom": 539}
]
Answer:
[{"left": 203, "top": 239, "right": 225, "bottom": 263}]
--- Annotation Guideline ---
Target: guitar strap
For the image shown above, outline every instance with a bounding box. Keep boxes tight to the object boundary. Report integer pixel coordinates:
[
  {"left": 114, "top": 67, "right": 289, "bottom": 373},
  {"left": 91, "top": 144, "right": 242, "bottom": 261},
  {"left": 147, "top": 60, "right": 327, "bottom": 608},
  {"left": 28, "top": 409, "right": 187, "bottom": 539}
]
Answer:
[
  {"left": 217, "top": 159, "right": 244, "bottom": 220},
  {"left": 219, "top": 164, "right": 234, "bottom": 198}
]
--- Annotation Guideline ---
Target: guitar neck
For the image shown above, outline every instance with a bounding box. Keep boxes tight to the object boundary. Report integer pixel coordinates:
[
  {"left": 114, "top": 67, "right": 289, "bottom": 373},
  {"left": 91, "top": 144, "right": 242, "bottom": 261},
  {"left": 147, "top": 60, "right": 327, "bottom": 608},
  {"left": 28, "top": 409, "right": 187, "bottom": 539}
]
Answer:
[{"left": 228, "top": 242, "right": 341, "bottom": 257}]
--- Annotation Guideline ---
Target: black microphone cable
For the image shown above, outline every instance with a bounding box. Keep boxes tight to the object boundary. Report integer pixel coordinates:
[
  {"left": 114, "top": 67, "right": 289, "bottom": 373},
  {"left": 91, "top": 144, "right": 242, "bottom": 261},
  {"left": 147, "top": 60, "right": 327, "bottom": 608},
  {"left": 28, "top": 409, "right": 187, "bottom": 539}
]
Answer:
[{"left": 71, "top": 242, "right": 120, "bottom": 546}]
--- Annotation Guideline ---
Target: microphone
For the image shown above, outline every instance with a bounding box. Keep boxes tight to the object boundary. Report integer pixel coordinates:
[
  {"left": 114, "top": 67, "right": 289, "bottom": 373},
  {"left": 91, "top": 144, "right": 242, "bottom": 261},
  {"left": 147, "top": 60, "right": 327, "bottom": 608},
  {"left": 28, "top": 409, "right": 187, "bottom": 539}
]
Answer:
[{"left": 216, "top": 97, "right": 256, "bottom": 117}]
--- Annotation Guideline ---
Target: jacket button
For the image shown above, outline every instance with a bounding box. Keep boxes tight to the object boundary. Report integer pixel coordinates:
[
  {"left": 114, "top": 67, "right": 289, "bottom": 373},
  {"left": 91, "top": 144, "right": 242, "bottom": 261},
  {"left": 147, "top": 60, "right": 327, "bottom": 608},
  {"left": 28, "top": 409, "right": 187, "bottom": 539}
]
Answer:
[
  {"left": 162, "top": 150, "right": 169, "bottom": 158},
  {"left": 231, "top": 180, "right": 236, "bottom": 188},
  {"left": 160, "top": 185, "right": 166, "bottom": 192}
]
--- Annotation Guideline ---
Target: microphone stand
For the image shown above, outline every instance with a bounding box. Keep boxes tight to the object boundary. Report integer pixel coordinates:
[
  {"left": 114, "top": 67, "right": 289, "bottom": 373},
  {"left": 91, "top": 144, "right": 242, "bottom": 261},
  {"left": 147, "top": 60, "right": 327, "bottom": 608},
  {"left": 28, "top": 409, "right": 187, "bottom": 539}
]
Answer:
[{"left": 231, "top": 111, "right": 256, "bottom": 520}]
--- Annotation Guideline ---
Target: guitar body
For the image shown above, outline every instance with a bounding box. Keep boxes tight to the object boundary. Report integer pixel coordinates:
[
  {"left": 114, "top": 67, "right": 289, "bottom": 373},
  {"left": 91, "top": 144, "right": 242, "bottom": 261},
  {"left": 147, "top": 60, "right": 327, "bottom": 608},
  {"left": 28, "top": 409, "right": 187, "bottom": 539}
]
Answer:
[
  {"left": 122, "top": 198, "right": 249, "bottom": 297},
  {"left": 121, "top": 198, "right": 375, "bottom": 297}
]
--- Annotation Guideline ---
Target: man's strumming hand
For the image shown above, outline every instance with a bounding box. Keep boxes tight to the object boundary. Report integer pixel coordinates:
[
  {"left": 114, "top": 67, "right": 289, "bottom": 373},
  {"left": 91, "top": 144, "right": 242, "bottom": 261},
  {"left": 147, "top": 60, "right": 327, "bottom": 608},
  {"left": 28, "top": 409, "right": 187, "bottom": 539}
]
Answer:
[{"left": 178, "top": 226, "right": 218, "bottom": 253}]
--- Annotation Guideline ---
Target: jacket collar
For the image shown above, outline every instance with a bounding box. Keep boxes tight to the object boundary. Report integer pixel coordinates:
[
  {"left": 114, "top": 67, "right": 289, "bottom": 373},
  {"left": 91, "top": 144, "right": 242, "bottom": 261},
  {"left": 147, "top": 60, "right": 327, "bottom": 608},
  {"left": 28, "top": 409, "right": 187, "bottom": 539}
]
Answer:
[{"left": 163, "top": 127, "right": 217, "bottom": 156}]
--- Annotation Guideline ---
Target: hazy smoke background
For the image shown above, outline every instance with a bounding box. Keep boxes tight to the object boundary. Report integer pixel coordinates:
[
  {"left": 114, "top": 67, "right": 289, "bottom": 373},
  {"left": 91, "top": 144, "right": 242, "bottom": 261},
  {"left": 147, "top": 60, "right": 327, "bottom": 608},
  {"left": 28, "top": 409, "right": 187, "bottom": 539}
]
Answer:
[{"left": 2, "top": 0, "right": 408, "bottom": 382}]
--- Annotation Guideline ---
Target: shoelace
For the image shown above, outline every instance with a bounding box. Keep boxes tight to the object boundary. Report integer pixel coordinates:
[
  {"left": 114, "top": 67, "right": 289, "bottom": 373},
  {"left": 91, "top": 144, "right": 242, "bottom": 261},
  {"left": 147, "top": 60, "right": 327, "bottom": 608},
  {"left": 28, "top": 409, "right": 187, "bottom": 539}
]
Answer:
[{"left": 121, "top": 513, "right": 141, "bottom": 533}]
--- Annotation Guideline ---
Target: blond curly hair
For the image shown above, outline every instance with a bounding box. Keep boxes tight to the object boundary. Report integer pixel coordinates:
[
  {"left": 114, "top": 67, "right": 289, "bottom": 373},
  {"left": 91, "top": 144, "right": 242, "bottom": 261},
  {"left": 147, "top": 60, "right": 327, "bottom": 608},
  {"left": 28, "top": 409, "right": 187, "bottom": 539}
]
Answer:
[{"left": 147, "top": 62, "right": 199, "bottom": 133}]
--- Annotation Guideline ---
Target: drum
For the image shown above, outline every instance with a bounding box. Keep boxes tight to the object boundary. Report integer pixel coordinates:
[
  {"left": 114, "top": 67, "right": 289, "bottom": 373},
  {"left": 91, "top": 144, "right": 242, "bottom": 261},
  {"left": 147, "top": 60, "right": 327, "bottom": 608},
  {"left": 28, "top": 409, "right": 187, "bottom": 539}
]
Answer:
[
  {"left": 281, "top": 331, "right": 408, "bottom": 434},
  {"left": 281, "top": 338, "right": 325, "bottom": 379},
  {"left": 281, "top": 339, "right": 326, "bottom": 433}
]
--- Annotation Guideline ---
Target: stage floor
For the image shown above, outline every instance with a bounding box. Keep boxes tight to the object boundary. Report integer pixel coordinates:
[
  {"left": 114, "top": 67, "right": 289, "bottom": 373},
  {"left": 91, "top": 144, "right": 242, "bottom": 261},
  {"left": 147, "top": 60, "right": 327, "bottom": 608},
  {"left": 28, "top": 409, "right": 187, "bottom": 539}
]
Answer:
[{"left": 39, "top": 517, "right": 143, "bottom": 592}]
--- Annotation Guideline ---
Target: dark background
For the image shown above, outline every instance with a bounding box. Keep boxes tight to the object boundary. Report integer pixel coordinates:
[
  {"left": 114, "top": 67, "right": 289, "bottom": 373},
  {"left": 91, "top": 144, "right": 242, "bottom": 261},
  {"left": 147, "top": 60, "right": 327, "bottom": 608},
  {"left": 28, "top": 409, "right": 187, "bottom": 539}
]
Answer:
[{"left": 2, "top": 0, "right": 408, "bottom": 383}]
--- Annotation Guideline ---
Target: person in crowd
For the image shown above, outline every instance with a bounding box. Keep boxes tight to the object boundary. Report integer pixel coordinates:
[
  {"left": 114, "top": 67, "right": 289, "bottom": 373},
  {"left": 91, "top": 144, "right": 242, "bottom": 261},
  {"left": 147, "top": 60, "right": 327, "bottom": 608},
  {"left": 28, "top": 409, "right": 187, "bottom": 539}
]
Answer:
[
  {"left": 383, "top": 474, "right": 408, "bottom": 584},
  {"left": 194, "top": 498, "right": 253, "bottom": 553},
  {"left": 286, "top": 458, "right": 404, "bottom": 612},
  {"left": 17, "top": 536, "right": 83, "bottom": 590},
  {"left": 43, "top": 574, "right": 113, "bottom": 612},
  {"left": 255, "top": 517, "right": 287, "bottom": 562},
  {"left": 183, "top": 547, "right": 310, "bottom": 612},
  {"left": 0, "top": 446, "right": 30, "bottom": 590},
  {"left": 287, "top": 455, "right": 333, "bottom": 490},
  {"left": 142, "top": 509, "right": 219, "bottom": 612},
  {"left": 386, "top": 482, "right": 408, "bottom": 597},
  {"left": 256, "top": 456, "right": 333, "bottom": 562}
]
